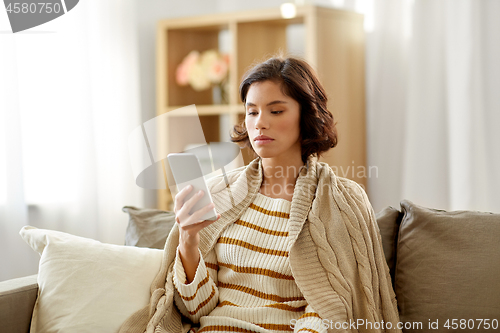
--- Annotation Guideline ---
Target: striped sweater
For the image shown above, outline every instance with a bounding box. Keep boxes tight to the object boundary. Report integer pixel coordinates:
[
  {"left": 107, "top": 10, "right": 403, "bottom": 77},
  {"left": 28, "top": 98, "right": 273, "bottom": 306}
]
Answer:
[{"left": 173, "top": 192, "right": 326, "bottom": 333}]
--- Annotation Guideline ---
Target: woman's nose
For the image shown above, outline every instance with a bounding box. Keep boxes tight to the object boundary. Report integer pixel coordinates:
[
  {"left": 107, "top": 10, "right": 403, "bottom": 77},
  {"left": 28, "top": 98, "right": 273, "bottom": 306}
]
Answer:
[{"left": 255, "top": 113, "right": 269, "bottom": 129}]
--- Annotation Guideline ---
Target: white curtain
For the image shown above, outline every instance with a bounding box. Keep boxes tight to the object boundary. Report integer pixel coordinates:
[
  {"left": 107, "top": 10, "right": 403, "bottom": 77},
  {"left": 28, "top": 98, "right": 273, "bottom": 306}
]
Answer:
[
  {"left": 361, "top": 0, "right": 500, "bottom": 213},
  {"left": 401, "top": 0, "right": 500, "bottom": 212},
  {"left": 361, "top": 0, "right": 413, "bottom": 212},
  {"left": 0, "top": 0, "right": 144, "bottom": 281}
]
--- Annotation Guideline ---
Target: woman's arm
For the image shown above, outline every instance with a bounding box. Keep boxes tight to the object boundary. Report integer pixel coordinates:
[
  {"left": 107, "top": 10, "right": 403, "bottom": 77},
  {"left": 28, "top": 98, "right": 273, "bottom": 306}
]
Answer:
[
  {"left": 171, "top": 185, "right": 221, "bottom": 322},
  {"left": 173, "top": 248, "right": 219, "bottom": 323},
  {"left": 178, "top": 236, "right": 201, "bottom": 283},
  {"left": 174, "top": 184, "right": 220, "bottom": 283}
]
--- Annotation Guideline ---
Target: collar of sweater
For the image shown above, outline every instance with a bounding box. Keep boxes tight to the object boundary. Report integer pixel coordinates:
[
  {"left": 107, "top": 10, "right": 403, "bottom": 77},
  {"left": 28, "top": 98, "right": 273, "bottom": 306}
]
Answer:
[{"left": 198, "top": 154, "right": 325, "bottom": 256}]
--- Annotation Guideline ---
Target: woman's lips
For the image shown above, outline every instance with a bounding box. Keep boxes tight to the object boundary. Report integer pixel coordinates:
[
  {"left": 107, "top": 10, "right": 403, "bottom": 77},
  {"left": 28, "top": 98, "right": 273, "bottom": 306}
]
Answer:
[{"left": 254, "top": 135, "right": 274, "bottom": 145}]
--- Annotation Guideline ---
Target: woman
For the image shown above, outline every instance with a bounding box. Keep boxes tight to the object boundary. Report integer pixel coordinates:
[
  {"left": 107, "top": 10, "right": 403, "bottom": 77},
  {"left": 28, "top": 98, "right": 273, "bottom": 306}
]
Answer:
[{"left": 120, "top": 57, "right": 400, "bottom": 333}]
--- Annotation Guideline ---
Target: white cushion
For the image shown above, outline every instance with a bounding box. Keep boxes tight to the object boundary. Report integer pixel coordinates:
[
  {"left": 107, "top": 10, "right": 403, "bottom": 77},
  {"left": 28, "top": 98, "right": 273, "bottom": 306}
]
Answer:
[{"left": 19, "top": 226, "right": 163, "bottom": 333}]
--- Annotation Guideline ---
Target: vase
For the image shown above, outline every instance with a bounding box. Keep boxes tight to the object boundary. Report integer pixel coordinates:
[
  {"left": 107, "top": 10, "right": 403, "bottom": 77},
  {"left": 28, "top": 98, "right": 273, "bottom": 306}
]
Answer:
[{"left": 212, "top": 82, "right": 228, "bottom": 105}]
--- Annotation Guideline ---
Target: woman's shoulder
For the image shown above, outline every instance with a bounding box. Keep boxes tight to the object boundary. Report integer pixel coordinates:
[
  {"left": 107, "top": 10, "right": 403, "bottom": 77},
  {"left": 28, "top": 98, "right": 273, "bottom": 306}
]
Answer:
[
  {"left": 312, "top": 163, "right": 375, "bottom": 232},
  {"left": 316, "top": 161, "right": 368, "bottom": 204}
]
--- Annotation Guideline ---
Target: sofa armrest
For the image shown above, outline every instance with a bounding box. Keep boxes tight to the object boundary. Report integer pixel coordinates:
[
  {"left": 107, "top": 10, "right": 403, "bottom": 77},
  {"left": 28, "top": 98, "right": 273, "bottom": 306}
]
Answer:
[{"left": 0, "top": 274, "right": 38, "bottom": 333}]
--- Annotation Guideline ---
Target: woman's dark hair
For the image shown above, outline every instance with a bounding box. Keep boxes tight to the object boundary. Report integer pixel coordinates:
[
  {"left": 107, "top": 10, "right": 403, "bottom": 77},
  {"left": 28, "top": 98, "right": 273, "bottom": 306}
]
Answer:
[{"left": 231, "top": 56, "right": 338, "bottom": 163}]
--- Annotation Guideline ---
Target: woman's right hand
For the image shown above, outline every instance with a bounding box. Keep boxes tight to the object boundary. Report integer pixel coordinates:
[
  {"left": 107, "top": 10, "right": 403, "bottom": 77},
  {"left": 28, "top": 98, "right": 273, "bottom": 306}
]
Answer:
[
  {"left": 174, "top": 185, "right": 220, "bottom": 282},
  {"left": 175, "top": 184, "right": 220, "bottom": 247}
]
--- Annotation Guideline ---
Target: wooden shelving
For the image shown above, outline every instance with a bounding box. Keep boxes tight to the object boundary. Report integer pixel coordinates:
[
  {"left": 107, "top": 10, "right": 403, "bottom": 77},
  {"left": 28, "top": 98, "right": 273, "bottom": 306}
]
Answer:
[{"left": 156, "top": 5, "right": 366, "bottom": 210}]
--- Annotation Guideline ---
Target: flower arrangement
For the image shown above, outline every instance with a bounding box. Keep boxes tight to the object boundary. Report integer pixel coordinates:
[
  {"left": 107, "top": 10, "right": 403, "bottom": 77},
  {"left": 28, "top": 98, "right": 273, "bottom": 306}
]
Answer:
[{"left": 176, "top": 50, "right": 230, "bottom": 103}]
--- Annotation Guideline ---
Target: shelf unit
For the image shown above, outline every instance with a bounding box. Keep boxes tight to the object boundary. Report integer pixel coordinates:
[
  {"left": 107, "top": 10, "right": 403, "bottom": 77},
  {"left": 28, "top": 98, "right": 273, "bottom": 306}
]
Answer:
[{"left": 156, "top": 5, "right": 366, "bottom": 210}]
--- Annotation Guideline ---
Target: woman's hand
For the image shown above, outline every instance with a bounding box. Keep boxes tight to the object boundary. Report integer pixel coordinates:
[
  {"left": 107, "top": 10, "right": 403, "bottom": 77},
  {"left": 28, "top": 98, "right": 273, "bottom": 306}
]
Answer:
[
  {"left": 174, "top": 185, "right": 220, "bottom": 283},
  {"left": 175, "top": 184, "right": 220, "bottom": 246}
]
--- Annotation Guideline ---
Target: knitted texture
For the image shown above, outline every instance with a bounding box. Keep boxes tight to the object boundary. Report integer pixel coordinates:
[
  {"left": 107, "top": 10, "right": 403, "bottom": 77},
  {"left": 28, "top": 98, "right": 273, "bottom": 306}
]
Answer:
[{"left": 118, "top": 156, "right": 401, "bottom": 333}]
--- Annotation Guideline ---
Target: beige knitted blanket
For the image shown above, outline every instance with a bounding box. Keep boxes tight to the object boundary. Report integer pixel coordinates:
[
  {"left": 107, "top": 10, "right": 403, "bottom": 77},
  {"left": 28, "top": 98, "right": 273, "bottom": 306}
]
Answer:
[{"left": 119, "top": 156, "right": 401, "bottom": 333}]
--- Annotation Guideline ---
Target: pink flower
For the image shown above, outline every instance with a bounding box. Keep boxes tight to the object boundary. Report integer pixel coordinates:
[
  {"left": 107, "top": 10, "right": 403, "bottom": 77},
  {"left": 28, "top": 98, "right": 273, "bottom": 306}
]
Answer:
[
  {"left": 176, "top": 51, "right": 199, "bottom": 86},
  {"left": 200, "top": 50, "right": 228, "bottom": 83},
  {"left": 223, "top": 53, "right": 230, "bottom": 66},
  {"left": 207, "top": 57, "right": 228, "bottom": 83},
  {"left": 176, "top": 50, "right": 229, "bottom": 90}
]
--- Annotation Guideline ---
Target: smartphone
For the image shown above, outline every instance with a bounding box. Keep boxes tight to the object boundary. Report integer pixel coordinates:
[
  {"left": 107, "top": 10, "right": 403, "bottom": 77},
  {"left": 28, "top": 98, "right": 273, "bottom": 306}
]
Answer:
[{"left": 167, "top": 153, "right": 217, "bottom": 223}]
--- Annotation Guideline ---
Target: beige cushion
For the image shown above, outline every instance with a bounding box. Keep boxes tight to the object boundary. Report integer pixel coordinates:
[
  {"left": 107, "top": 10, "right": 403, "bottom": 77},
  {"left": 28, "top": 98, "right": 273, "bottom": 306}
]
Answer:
[
  {"left": 19, "top": 226, "right": 163, "bottom": 333},
  {"left": 123, "top": 205, "right": 175, "bottom": 249},
  {"left": 375, "top": 206, "right": 402, "bottom": 284},
  {"left": 396, "top": 200, "right": 500, "bottom": 331},
  {"left": 0, "top": 274, "right": 38, "bottom": 333}
]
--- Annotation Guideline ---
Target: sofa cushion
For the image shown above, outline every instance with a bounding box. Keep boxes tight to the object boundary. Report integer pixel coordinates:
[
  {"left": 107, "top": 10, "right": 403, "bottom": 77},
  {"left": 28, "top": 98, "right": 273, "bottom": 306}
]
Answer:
[
  {"left": 375, "top": 206, "right": 402, "bottom": 284},
  {"left": 0, "top": 274, "right": 38, "bottom": 333},
  {"left": 19, "top": 226, "right": 163, "bottom": 333},
  {"left": 395, "top": 200, "right": 500, "bottom": 332},
  {"left": 122, "top": 205, "right": 175, "bottom": 249}
]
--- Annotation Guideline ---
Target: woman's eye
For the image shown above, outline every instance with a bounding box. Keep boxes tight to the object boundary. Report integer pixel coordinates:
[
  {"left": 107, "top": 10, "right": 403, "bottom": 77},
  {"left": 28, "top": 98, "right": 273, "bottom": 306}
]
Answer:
[
  {"left": 271, "top": 110, "right": 283, "bottom": 114},
  {"left": 247, "top": 111, "right": 257, "bottom": 116}
]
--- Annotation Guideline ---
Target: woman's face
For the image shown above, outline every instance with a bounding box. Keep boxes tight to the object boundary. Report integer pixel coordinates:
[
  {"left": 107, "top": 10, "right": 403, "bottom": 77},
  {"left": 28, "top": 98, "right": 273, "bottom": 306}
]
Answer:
[{"left": 245, "top": 80, "right": 301, "bottom": 162}]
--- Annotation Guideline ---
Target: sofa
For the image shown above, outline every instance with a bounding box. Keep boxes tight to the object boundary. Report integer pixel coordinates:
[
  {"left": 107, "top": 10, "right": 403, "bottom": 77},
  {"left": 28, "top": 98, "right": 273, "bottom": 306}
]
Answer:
[{"left": 1, "top": 200, "right": 499, "bottom": 333}]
